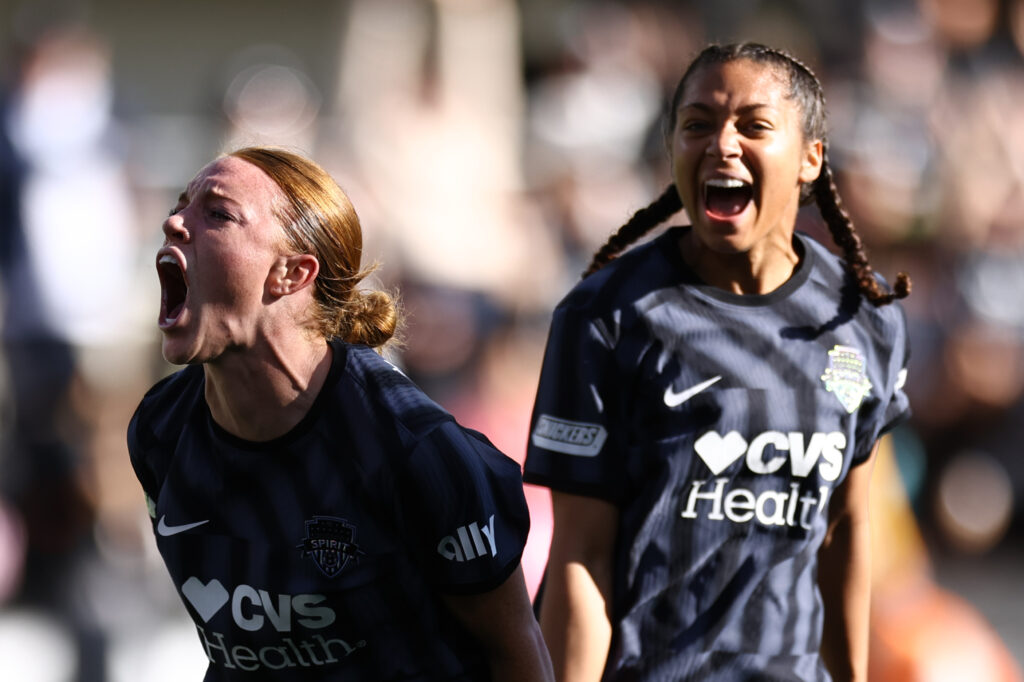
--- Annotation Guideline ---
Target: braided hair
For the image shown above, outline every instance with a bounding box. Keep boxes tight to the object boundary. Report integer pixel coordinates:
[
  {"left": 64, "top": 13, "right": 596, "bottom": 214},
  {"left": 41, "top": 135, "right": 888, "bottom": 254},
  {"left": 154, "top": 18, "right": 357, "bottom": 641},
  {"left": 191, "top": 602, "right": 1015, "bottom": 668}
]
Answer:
[{"left": 582, "top": 43, "right": 911, "bottom": 306}]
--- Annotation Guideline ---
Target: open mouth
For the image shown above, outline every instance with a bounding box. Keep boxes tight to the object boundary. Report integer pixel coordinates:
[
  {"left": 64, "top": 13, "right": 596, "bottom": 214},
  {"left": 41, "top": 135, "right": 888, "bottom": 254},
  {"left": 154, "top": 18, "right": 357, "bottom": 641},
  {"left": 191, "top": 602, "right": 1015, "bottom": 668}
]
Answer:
[
  {"left": 157, "top": 253, "right": 188, "bottom": 327},
  {"left": 704, "top": 178, "right": 753, "bottom": 219}
]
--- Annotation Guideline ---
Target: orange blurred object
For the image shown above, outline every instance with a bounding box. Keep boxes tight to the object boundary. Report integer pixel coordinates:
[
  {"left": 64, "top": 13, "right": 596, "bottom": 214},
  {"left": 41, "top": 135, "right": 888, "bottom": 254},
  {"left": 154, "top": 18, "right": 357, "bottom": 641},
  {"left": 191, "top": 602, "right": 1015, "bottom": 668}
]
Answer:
[
  {"left": 870, "top": 579, "right": 1022, "bottom": 682},
  {"left": 869, "top": 436, "right": 1022, "bottom": 681}
]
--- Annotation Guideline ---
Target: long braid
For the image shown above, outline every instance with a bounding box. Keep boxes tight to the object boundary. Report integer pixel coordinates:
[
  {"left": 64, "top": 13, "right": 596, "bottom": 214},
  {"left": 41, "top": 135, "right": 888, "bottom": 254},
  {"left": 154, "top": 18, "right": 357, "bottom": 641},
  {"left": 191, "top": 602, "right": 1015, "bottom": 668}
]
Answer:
[
  {"left": 728, "top": 43, "right": 911, "bottom": 306},
  {"left": 761, "top": 44, "right": 914, "bottom": 306},
  {"left": 813, "top": 153, "right": 911, "bottom": 306},
  {"left": 582, "top": 183, "right": 682, "bottom": 277}
]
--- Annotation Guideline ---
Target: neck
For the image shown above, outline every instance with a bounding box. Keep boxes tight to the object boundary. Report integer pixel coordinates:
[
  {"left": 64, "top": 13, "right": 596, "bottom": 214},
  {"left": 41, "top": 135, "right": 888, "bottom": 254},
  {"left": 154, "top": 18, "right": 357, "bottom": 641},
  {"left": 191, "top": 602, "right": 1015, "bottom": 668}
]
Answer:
[
  {"left": 681, "top": 229, "right": 800, "bottom": 295},
  {"left": 203, "top": 331, "right": 332, "bottom": 442}
]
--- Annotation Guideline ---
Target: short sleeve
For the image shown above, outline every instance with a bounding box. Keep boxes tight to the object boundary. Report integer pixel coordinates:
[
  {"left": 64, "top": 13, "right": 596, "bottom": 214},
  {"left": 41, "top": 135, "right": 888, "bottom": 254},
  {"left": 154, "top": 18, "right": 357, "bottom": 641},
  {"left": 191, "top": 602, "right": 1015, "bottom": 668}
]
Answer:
[
  {"left": 878, "top": 328, "right": 912, "bottom": 437},
  {"left": 125, "top": 368, "right": 200, "bottom": 520},
  {"left": 127, "top": 394, "right": 164, "bottom": 505},
  {"left": 398, "top": 420, "right": 530, "bottom": 595},
  {"left": 854, "top": 306, "right": 912, "bottom": 465},
  {"left": 523, "top": 302, "right": 626, "bottom": 503}
]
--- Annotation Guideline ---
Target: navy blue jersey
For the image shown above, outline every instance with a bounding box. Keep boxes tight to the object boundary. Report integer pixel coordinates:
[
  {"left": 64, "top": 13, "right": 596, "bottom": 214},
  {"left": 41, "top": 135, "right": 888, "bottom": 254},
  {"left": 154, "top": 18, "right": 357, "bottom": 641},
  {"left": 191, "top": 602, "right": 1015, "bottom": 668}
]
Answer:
[
  {"left": 128, "top": 340, "right": 530, "bottom": 681},
  {"left": 524, "top": 226, "right": 910, "bottom": 681}
]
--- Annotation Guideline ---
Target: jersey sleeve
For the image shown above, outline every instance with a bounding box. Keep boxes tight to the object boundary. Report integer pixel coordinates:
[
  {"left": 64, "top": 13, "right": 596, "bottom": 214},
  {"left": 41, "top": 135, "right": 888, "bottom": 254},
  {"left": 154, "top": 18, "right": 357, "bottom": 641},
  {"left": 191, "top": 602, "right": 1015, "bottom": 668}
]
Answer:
[
  {"left": 523, "top": 302, "right": 627, "bottom": 503},
  {"left": 126, "top": 404, "right": 160, "bottom": 515},
  {"left": 125, "top": 368, "right": 199, "bottom": 521},
  {"left": 854, "top": 305, "right": 912, "bottom": 465},
  {"left": 398, "top": 420, "right": 530, "bottom": 595}
]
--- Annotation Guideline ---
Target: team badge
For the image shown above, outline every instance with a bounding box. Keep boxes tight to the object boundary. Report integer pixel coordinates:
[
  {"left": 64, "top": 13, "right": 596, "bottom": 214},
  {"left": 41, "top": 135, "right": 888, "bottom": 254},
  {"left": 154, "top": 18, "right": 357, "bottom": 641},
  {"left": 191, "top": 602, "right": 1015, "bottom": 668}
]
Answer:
[
  {"left": 821, "top": 345, "right": 872, "bottom": 413},
  {"left": 297, "top": 516, "right": 364, "bottom": 578}
]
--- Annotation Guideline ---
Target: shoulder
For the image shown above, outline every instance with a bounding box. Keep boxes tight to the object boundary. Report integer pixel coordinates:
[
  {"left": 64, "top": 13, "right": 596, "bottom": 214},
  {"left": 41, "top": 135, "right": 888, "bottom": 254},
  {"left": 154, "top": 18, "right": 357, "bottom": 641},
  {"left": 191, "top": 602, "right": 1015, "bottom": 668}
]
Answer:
[
  {"left": 798, "top": 231, "right": 849, "bottom": 289},
  {"left": 557, "top": 227, "right": 683, "bottom": 321},
  {"left": 800, "top": 231, "right": 909, "bottom": 339},
  {"left": 127, "top": 365, "right": 204, "bottom": 495},
  {"left": 337, "top": 342, "right": 455, "bottom": 444},
  {"left": 128, "top": 365, "right": 204, "bottom": 452}
]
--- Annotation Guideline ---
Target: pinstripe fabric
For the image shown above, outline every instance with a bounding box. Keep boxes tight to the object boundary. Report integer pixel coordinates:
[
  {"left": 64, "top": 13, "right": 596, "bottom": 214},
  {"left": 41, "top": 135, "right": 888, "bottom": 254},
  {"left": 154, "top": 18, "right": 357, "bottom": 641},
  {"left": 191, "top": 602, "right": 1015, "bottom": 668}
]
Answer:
[
  {"left": 525, "top": 226, "right": 910, "bottom": 681},
  {"left": 128, "top": 341, "right": 529, "bottom": 681}
]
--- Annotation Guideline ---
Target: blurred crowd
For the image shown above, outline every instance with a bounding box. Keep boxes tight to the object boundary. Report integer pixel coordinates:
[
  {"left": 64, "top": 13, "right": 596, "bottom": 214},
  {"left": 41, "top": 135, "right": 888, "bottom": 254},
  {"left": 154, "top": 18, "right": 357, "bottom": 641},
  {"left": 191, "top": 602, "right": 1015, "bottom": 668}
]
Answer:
[{"left": 0, "top": 0, "right": 1022, "bottom": 679}]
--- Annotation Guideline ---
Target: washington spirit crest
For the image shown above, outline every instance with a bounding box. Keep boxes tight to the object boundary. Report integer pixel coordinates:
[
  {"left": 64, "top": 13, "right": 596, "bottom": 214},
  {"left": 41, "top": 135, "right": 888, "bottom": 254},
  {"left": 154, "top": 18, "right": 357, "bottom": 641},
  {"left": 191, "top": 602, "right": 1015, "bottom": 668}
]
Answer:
[
  {"left": 298, "top": 516, "right": 364, "bottom": 578},
  {"left": 821, "top": 345, "right": 873, "bottom": 414}
]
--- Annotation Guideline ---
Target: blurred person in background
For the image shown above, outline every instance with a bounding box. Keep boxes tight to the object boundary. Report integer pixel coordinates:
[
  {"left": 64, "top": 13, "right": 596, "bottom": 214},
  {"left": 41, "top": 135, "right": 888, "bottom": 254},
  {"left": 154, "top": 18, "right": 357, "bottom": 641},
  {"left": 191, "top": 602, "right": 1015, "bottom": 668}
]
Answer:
[
  {"left": 0, "top": 24, "right": 144, "bottom": 682},
  {"left": 525, "top": 42, "right": 911, "bottom": 682},
  {"left": 127, "top": 147, "right": 553, "bottom": 681},
  {"left": 335, "top": 0, "right": 563, "bottom": 407},
  {"left": 336, "top": 0, "right": 559, "bottom": 304}
]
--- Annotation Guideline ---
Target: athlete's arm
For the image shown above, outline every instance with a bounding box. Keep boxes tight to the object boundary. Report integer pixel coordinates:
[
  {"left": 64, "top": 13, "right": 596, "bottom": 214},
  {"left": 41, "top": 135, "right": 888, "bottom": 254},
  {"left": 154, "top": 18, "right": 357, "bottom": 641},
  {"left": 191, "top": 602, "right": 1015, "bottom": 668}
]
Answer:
[
  {"left": 818, "top": 441, "right": 877, "bottom": 682},
  {"left": 539, "top": 491, "right": 618, "bottom": 682},
  {"left": 441, "top": 564, "right": 554, "bottom": 682}
]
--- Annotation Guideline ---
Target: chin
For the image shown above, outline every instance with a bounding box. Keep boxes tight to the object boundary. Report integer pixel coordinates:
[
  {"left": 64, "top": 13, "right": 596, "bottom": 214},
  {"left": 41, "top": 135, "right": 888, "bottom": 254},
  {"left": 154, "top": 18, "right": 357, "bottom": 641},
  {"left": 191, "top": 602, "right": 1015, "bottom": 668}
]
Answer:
[{"left": 160, "top": 335, "right": 200, "bottom": 366}]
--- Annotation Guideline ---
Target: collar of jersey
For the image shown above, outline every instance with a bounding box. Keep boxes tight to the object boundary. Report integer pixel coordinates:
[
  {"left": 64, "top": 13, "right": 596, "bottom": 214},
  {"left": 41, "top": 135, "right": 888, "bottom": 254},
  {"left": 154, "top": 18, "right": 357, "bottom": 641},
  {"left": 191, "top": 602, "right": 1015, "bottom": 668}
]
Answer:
[
  {"left": 664, "top": 226, "right": 814, "bottom": 308},
  {"left": 203, "top": 341, "right": 348, "bottom": 451}
]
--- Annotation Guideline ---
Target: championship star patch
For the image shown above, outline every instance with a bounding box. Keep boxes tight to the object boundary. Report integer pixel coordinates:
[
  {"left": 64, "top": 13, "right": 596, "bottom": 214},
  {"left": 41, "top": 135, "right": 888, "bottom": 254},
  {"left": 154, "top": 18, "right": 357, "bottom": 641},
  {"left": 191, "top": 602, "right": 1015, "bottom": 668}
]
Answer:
[
  {"left": 821, "top": 345, "right": 872, "bottom": 413},
  {"left": 298, "top": 516, "right": 365, "bottom": 578}
]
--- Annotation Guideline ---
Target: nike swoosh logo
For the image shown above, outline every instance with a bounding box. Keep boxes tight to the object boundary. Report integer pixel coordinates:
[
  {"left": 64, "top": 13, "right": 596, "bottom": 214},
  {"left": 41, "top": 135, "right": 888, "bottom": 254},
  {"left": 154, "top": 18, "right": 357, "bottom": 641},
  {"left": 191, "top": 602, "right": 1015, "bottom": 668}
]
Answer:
[
  {"left": 157, "top": 516, "right": 210, "bottom": 537},
  {"left": 664, "top": 375, "right": 722, "bottom": 407}
]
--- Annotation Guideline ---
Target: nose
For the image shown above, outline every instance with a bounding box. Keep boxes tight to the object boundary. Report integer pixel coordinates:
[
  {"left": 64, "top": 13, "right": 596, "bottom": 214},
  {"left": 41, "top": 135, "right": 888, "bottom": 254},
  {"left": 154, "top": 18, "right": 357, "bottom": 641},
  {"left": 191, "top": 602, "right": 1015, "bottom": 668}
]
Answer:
[
  {"left": 707, "top": 123, "right": 741, "bottom": 159},
  {"left": 162, "top": 212, "right": 190, "bottom": 243}
]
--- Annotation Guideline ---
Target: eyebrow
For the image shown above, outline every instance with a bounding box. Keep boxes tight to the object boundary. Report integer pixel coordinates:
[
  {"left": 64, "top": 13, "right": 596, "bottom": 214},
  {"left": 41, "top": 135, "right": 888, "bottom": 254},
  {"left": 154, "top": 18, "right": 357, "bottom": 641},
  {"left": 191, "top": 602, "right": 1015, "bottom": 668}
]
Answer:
[
  {"left": 178, "top": 183, "right": 240, "bottom": 207},
  {"left": 679, "top": 102, "right": 775, "bottom": 115}
]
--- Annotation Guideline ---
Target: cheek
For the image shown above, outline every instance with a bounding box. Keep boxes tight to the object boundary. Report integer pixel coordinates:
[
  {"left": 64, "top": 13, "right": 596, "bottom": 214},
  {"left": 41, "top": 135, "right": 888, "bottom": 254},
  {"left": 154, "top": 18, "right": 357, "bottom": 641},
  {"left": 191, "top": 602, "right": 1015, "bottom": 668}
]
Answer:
[
  {"left": 759, "top": 146, "right": 806, "bottom": 200},
  {"left": 671, "top": 150, "right": 700, "bottom": 205},
  {"left": 203, "top": 250, "right": 270, "bottom": 303}
]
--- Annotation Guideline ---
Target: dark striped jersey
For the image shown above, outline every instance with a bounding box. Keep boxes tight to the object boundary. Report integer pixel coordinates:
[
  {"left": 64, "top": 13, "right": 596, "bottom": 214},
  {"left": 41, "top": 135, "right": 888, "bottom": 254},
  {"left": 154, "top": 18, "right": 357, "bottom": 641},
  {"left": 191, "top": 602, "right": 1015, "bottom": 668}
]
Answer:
[
  {"left": 128, "top": 340, "right": 530, "bottom": 681},
  {"left": 524, "top": 226, "right": 910, "bottom": 682}
]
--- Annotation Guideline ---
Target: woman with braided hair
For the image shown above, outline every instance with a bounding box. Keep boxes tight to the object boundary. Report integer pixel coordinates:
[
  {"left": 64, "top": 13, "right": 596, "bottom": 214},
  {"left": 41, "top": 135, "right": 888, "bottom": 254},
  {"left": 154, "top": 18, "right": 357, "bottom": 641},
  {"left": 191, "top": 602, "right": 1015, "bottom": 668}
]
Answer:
[{"left": 524, "top": 43, "right": 911, "bottom": 681}]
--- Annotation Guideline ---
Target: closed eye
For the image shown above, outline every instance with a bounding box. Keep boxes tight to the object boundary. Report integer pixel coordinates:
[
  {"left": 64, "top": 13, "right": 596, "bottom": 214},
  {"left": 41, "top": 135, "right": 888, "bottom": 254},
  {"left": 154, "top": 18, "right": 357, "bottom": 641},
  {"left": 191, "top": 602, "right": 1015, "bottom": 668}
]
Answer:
[{"left": 207, "top": 207, "right": 236, "bottom": 223}]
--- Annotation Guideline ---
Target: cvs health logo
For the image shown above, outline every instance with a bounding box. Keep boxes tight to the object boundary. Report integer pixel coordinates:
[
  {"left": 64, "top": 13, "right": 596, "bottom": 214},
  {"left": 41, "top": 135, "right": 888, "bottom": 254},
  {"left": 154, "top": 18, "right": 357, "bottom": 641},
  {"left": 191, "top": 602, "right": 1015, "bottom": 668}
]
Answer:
[
  {"left": 681, "top": 430, "right": 847, "bottom": 529},
  {"left": 694, "top": 430, "right": 846, "bottom": 481},
  {"left": 181, "top": 577, "right": 335, "bottom": 632}
]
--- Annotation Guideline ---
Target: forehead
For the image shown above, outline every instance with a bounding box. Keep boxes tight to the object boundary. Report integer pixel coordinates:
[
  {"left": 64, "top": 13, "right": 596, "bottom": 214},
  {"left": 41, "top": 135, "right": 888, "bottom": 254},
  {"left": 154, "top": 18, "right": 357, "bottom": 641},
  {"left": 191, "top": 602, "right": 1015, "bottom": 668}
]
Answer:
[
  {"left": 680, "top": 58, "right": 792, "bottom": 110},
  {"left": 186, "top": 156, "right": 283, "bottom": 208}
]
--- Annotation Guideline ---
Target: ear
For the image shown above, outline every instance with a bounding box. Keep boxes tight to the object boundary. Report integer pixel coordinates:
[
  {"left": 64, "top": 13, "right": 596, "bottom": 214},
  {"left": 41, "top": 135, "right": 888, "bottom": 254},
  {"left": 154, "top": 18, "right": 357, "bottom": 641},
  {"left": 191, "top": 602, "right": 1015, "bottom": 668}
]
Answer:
[
  {"left": 267, "top": 254, "right": 319, "bottom": 298},
  {"left": 798, "top": 138, "right": 824, "bottom": 185}
]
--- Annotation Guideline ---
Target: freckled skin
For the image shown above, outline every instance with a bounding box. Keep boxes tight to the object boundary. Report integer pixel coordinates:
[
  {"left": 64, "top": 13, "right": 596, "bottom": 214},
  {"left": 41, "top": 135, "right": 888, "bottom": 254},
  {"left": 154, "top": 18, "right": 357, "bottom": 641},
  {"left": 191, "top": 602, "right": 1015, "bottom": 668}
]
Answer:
[{"left": 158, "top": 157, "right": 290, "bottom": 366}]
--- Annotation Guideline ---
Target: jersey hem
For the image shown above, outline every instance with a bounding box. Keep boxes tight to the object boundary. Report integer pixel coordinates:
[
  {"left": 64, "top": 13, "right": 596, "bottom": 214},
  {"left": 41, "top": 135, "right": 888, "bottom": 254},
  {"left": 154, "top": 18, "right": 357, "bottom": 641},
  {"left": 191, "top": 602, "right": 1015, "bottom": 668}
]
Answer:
[
  {"left": 436, "top": 554, "right": 524, "bottom": 596},
  {"left": 522, "top": 471, "right": 621, "bottom": 505}
]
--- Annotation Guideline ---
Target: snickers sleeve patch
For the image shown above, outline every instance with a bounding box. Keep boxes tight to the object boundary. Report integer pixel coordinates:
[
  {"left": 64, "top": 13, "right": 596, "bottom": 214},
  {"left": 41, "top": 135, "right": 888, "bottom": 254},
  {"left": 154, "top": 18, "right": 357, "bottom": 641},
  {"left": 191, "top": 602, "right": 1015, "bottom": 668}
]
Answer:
[
  {"left": 523, "top": 304, "right": 626, "bottom": 502},
  {"left": 398, "top": 421, "right": 530, "bottom": 594}
]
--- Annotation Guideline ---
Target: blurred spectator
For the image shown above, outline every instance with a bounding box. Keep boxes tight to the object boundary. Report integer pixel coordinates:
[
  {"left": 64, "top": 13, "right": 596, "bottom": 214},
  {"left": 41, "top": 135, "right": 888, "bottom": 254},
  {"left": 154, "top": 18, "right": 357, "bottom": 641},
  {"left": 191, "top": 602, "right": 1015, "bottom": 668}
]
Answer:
[
  {"left": 336, "top": 0, "right": 561, "bottom": 308},
  {"left": 0, "top": 24, "right": 147, "bottom": 681},
  {"left": 523, "top": 1, "right": 675, "bottom": 274}
]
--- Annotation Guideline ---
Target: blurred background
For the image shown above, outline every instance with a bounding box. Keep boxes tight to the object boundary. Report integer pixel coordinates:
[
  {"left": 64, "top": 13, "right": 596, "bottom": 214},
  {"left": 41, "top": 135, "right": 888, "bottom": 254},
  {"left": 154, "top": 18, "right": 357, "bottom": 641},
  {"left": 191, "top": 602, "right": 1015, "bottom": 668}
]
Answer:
[{"left": 0, "top": 0, "right": 1021, "bottom": 679}]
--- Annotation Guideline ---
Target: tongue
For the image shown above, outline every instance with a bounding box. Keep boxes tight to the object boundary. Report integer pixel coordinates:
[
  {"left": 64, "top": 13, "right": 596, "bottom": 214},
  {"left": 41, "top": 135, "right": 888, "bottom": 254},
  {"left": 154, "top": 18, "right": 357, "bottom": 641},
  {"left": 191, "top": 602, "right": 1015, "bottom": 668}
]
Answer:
[{"left": 706, "top": 187, "right": 750, "bottom": 218}]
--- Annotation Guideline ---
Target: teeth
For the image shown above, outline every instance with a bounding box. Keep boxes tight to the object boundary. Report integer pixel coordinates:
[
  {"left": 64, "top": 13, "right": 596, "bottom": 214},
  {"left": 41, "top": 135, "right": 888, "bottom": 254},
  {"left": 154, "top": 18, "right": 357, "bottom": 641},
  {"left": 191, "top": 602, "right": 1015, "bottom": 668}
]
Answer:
[
  {"left": 159, "top": 254, "right": 178, "bottom": 266},
  {"left": 705, "top": 178, "right": 749, "bottom": 189}
]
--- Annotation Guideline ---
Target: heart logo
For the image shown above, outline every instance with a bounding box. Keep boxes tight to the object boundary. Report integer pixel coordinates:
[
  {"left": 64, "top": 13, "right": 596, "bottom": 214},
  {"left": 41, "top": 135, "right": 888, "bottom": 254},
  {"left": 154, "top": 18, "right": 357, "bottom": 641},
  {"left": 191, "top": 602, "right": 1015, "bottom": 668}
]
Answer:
[
  {"left": 181, "top": 577, "right": 230, "bottom": 623},
  {"left": 694, "top": 431, "right": 747, "bottom": 475}
]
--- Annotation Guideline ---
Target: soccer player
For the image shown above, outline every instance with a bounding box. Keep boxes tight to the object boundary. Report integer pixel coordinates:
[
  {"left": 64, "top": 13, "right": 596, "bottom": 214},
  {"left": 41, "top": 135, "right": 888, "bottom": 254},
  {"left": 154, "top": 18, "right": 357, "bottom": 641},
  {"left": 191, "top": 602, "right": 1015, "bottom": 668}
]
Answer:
[
  {"left": 128, "top": 147, "right": 553, "bottom": 681},
  {"left": 524, "top": 43, "right": 912, "bottom": 682}
]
